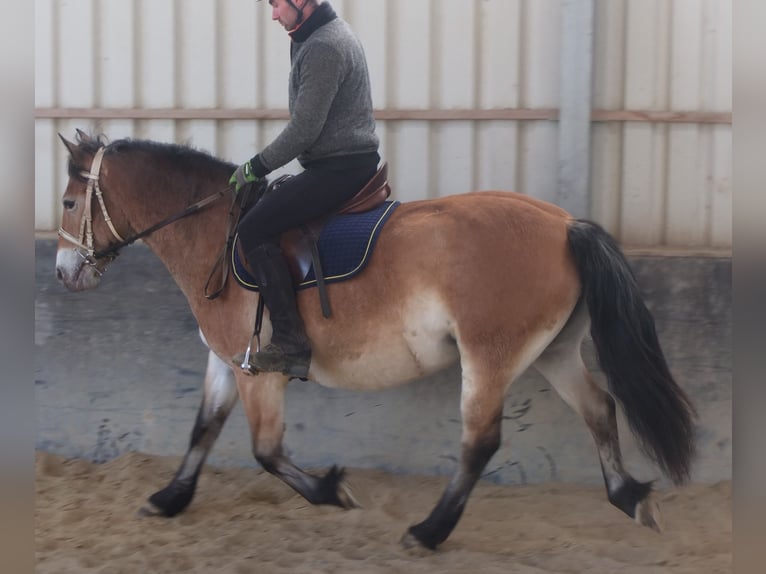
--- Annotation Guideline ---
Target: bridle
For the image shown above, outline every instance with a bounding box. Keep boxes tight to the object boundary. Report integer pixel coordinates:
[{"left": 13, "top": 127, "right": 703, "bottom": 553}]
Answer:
[
  {"left": 57, "top": 146, "right": 125, "bottom": 274},
  {"left": 58, "top": 145, "right": 228, "bottom": 276}
]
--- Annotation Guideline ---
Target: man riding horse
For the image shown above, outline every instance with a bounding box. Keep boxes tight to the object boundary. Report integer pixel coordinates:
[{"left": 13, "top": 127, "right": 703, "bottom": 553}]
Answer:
[{"left": 229, "top": 0, "right": 380, "bottom": 378}]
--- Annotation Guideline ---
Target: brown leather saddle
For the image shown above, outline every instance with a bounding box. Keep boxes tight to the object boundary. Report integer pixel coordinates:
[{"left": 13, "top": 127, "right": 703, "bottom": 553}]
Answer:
[{"left": 236, "top": 162, "right": 391, "bottom": 317}]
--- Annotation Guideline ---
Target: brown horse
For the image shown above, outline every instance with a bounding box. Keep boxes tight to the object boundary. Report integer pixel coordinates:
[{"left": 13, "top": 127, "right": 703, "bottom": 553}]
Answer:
[{"left": 55, "top": 131, "right": 695, "bottom": 550}]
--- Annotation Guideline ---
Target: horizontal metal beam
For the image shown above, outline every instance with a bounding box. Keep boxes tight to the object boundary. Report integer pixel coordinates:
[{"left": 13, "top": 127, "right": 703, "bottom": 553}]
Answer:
[{"left": 35, "top": 107, "right": 732, "bottom": 124}]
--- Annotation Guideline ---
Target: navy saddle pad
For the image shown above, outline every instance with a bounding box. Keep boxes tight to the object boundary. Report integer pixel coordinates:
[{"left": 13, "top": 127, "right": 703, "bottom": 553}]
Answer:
[{"left": 233, "top": 200, "right": 400, "bottom": 291}]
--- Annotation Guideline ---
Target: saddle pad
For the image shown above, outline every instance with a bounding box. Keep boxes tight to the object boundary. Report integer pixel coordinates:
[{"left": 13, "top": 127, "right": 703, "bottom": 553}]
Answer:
[{"left": 233, "top": 200, "right": 400, "bottom": 291}]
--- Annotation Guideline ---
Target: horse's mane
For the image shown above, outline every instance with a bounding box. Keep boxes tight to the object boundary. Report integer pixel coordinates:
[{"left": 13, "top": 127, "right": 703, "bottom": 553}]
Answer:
[{"left": 69, "top": 133, "right": 237, "bottom": 181}]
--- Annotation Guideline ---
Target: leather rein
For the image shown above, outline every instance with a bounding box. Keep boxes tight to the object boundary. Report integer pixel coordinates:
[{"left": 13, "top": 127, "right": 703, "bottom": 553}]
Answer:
[{"left": 58, "top": 145, "right": 230, "bottom": 285}]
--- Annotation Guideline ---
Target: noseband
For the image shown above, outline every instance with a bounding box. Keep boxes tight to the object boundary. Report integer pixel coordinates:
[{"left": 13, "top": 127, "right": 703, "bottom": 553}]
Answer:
[{"left": 57, "top": 146, "right": 125, "bottom": 275}]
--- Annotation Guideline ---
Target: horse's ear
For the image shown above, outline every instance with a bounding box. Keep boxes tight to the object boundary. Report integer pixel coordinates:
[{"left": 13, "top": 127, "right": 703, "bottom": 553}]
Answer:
[
  {"left": 75, "top": 128, "right": 92, "bottom": 143},
  {"left": 58, "top": 133, "right": 78, "bottom": 157}
]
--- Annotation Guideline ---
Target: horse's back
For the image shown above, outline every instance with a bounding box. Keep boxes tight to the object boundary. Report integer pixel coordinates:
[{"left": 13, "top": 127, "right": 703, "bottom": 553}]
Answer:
[{"left": 382, "top": 191, "right": 576, "bottom": 281}]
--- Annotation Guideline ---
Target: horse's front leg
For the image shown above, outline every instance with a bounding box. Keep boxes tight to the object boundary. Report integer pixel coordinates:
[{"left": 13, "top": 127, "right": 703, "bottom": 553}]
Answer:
[
  {"left": 238, "top": 373, "right": 358, "bottom": 508},
  {"left": 141, "top": 348, "right": 238, "bottom": 517}
]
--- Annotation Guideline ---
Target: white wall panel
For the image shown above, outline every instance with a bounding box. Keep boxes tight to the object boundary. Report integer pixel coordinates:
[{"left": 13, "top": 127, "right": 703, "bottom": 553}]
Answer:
[
  {"left": 178, "top": 0, "right": 217, "bottom": 109},
  {"left": 666, "top": 125, "right": 710, "bottom": 247},
  {"left": 520, "top": 123, "right": 559, "bottom": 203},
  {"left": 220, "top": 0, "right": 259, "bottom": 109},
  {"left": 349, "top": 0, "right": 387, "bottom": 108},
  {"left": 100, "top": 120, "right": 136, "bottom": 143},
  {"left": 35, "top": 119, "right": 57, "bottom": 232},
  {"left": 434, "top": 0, "right": 476, "bottom": 109},
  {"left": 592, "top": 0, "right": 625, "bottom": 111},
  {"left": 590, "top": 0, "right": 625, "bottom": 234},
  {"left": 590, "top": 123, "right": 623, "bottom": 236},
  {"left": 387, "top": 122, "right": 431, "bottom": 202},
  {"left": 136, "top": 119, "right": 176, "bottom": 144},
  {"left": 34, "top": 0, "right": 732, "bottom": 251},
  {"left": 388, "top": 0, "right": 431, "bottom": 109},
  {"left": 710, "top": 0, "right": 732, "bottom": 111},
  {"left": 57, "top": 0, "right": 95, "bottom": 107},
  {"left": 710, "top": 126, "right": 732, "bottom": 248},
  {"left": 35, "top": 0, "right": 55, "bottom": 108},
  {"left": 523, "top": 0, "right": 561, "bottom": 108},
  {"left": 624, "top": 0, "right": 670, "bottom": 111},
  {"left": 476, "top": 122, "right": 519, "bottom": 192},
  {"left": 99, "top": 1, "right": 135, "bottom": 108},
  {"left": 433, "top": 122, "right": 475, "bottom": 197},
  {"left": 262, "top": 7, "right": 291, "bottom": 108},
  {"left": 137, "top": 0, "right": 175, "bottom": 108},
  {"left": 478, "top": 1, "right": 522, "bottom": 109}
]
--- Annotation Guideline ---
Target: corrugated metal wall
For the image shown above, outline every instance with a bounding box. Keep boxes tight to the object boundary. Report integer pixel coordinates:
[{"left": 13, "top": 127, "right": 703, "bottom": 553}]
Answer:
[{"left": 35, "top": 0, "right": 731, "bottom": 249}]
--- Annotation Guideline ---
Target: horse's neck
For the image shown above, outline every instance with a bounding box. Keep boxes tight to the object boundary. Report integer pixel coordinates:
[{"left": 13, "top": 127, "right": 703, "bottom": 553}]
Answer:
[{"left": 135, "top": 182, "right": 230, "bottom": 306}]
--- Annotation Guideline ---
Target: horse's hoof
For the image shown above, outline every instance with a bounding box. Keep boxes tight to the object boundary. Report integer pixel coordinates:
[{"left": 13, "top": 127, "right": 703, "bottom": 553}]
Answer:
[
  {"left": 136, "top": 501, "right": 163, "bottom": 518},
  {"left": 399, "top": 530, "right": 436, "bottom": 553},
  {"left": 336, "top": 480, "right": 361, "bottom": 510},
  {"left": 144, "top": 483, "right": 195, "bottom": 517},
  {"left": 634, "top": 493, "right": 662, "bottom": 532}
]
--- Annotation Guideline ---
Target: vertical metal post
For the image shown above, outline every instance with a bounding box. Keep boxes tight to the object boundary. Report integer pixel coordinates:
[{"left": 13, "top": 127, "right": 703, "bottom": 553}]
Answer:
[{"left": 557, "top": 0, "right": 595, "bottom": 218}]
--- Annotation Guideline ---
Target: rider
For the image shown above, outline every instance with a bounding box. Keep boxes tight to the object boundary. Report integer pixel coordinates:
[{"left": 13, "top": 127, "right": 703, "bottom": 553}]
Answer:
[{"left": 229, "top": 0, "right": 380, "bottom": 378}]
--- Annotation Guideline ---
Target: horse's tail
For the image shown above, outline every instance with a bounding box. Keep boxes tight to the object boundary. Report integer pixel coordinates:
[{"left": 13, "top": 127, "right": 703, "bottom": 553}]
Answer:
[{"left": 566, "top": 219, "right": 696, "bottom": 485}]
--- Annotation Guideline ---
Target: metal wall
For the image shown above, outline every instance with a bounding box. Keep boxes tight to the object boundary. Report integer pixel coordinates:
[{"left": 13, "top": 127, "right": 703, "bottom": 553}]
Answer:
[{"left": 35, "top": 0, "right": 731, "bottom": 248}]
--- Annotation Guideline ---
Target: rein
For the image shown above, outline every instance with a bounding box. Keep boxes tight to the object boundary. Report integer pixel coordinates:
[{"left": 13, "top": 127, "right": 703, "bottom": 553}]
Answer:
[{"left": 58, "top": 145, "right": 229, "bottom": 272}]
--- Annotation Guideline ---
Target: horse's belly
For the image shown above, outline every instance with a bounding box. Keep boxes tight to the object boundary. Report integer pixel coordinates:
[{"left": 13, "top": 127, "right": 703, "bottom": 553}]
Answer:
[
  {"left": 313, "top": 339, "right": 459, "bottom": 390},
  {"left": 312, "top": 292, "right": 459, "bottom": 390}
]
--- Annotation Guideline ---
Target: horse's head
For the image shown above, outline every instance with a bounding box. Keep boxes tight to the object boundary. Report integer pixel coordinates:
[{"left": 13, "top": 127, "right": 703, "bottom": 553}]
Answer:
[{"left": 56, "top": 130, "right": 129, "bottom": 291}]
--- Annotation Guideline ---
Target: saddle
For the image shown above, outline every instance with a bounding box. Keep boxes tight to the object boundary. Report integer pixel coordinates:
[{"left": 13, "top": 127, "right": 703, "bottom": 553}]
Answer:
[{"left": 236, "top": 162, "right": 391, "bottom": 317}]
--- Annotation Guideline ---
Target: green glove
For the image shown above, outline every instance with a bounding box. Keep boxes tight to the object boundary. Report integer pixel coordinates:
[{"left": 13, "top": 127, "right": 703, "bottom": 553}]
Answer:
[{"left": 229, "top": 160, "right": 259, "bottom": 192}]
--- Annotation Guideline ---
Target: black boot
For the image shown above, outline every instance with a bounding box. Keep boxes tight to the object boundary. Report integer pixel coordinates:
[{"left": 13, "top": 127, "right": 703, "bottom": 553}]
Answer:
[{"left": 242, "top": 242, "right": 311, "bottom": 378}]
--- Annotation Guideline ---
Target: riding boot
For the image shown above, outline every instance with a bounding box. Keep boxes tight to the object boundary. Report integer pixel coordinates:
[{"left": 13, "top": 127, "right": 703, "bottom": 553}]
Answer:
[{"left": 243, "top": 241, "right": 311, "bottom": 378}]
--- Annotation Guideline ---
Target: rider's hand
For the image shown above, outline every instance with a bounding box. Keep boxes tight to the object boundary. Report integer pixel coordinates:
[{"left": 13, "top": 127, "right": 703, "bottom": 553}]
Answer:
[{"left": 229, "top": 160, "right": 259, "bottom": 193}]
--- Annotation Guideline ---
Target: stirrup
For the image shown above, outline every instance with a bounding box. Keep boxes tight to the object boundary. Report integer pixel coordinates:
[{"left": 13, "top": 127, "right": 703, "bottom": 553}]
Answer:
[
  {"left": 235, "top": 345, "right": 260, "bottom": 376},
  {"left": 234, "top": 294, "right": 265, "bottom": 376}
]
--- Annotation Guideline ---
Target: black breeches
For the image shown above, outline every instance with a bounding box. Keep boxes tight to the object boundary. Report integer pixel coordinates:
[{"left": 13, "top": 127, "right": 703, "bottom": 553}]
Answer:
[{"left": 237, "top": 159, "right": 379, "bottom": 250}]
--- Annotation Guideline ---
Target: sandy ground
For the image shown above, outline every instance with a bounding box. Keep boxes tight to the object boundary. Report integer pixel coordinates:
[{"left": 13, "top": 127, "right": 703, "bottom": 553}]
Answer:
[{"left": 35, "top": 451, "right": 731, "bottom": 574}]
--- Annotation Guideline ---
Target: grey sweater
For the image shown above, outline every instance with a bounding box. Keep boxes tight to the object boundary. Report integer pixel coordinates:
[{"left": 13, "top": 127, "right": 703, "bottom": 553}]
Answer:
[{"left": 254, "top": 6, "right": 379, "bottom": 175}]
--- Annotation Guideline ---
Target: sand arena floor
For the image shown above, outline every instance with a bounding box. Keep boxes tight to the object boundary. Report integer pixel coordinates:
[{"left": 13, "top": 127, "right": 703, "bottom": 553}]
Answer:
[{"left": 35, "top": 451, "right": 731, "bottom": 574}]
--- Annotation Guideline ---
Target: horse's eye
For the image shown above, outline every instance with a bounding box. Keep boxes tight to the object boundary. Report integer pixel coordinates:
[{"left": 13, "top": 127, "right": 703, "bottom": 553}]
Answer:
[{"left": 63, "top": 199, "right": 76, "bottom": 210}]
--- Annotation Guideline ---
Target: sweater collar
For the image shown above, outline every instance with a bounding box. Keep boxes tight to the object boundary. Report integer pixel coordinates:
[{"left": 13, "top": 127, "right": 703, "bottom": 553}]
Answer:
[{"left": 289, "top": 2, "right": 337, "bottom": 43}]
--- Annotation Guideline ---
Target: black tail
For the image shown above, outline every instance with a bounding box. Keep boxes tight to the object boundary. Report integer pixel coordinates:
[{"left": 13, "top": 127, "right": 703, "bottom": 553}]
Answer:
[{"left": 567, "top": 219, "right": 696, "bottom": 485}]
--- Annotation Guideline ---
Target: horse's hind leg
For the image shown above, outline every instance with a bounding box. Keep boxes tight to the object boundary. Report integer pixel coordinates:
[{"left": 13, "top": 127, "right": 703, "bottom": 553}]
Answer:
[
  {"left": 533, "top": 300, "right": 661, "bottom": 531},
  {"left": 141, "top": 348, "right": 238, "bottom": 517},
  {"left": 237, "top": 372, "right": 358, "bottom": 509},
  {"left": 403, "top": 364, "right": 505, "bottom": 549}
]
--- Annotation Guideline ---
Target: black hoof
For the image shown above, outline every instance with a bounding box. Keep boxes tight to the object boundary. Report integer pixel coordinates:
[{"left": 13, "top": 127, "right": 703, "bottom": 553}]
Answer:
[
  {"left": 608, "top": 477, "right": 654, "bottom": 519},
  {"left": 314, "top": 465, "right": 351, "bottom": 507},
  {"left": 143, "top": 481, "right": 196, "bottom": 517},
  {"left": 403, "top": 522, "right": 441, "bottom": 550}
]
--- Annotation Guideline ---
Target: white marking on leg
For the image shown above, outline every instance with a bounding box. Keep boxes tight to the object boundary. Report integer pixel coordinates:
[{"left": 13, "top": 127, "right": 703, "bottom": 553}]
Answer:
[
  {"left": 176, "top": 350, "right": 237, "bottom": 483},
  {"left": 535, "top": 321, "right": 631, "bottom": 496}
]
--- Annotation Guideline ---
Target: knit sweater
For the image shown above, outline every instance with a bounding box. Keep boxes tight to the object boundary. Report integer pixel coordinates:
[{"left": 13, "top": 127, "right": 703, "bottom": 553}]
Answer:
[{"left": 252, "top": 3, "right": 379, "bottom": 176}]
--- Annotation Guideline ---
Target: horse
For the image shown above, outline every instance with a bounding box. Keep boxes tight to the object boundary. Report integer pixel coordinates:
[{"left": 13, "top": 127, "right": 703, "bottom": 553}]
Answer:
[{"left": 54, "top": 131, "right": 696, "bottom": 550}]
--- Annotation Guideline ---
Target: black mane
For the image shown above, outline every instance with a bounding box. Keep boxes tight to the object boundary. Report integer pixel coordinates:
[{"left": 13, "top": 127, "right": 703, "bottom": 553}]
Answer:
[{"left": 69, "top": 133, "right": 237, "bottom": 181}]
